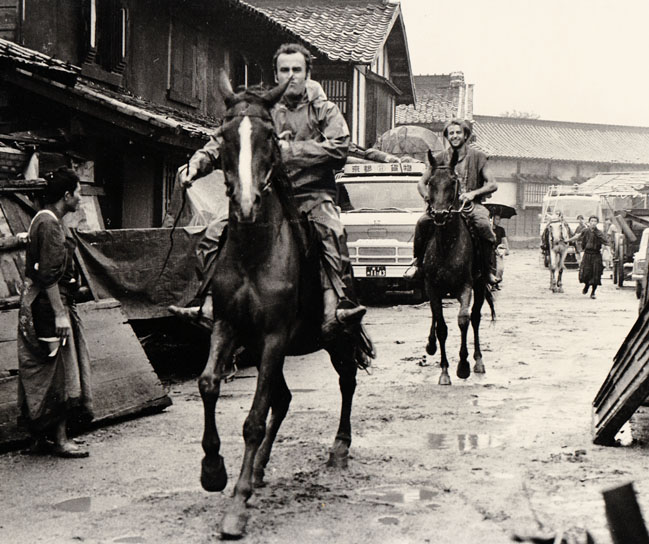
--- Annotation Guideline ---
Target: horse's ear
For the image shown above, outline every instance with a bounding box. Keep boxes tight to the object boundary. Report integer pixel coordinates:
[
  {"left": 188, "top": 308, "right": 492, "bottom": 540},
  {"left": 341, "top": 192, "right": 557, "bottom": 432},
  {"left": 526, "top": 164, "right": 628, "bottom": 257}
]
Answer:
[
  {"left": 263, "top": 77, "right": 291, "bottom": 107},
  {"left": 219, "top": 70, "right": 235, "bottom": 108},
  {"left": 427, "top": 150, "right": 437, "bottom": 170}
]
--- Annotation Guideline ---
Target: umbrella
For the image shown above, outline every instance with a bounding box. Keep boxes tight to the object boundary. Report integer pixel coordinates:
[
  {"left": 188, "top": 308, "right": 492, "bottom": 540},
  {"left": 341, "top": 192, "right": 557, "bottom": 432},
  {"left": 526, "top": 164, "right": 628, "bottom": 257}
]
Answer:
[
  {"left": 375, "top": 125, "right": 445, "bottom": 162},
  {"left": 484, "top": 203, "right": 517, "bottom": 219}
]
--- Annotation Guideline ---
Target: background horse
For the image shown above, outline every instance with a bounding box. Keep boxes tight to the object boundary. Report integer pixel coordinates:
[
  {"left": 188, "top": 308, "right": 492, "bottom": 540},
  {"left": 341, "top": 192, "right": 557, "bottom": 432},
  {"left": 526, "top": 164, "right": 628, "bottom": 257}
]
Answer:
[
  {"left": 420, "top": 151, "right": 495, "bottom": 385},
  {"left": 197, "top": 73, "right": 373, "bottom": 539},
  {"left": 543, "top": 220, "right": 571, "bottom": 292}
]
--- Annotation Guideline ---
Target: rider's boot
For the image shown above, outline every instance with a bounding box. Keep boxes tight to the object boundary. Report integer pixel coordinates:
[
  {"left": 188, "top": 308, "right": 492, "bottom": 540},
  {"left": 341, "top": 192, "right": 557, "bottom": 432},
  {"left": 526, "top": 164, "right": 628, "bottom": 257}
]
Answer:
[
  {"left": 169, "top": 296, "right": 213, "bottom": 323},
  {"left": 321, "top": 288, "right": 366, "bottom": 343},
  {"left": 481, "top": 240, "right": 500, "bottom": 286},
  {"left": 403, "top": 257, "right": 422, "bottom": 281}
]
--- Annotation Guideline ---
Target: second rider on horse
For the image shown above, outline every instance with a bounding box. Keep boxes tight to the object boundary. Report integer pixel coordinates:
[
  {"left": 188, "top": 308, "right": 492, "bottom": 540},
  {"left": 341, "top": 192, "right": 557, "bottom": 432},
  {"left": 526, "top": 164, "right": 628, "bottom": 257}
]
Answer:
[
  {"left": 170, "top": 43, "right": 366, "bottom": 341},
  {"left": 405, "top": 119, "right": 500, "bottom": 285}
]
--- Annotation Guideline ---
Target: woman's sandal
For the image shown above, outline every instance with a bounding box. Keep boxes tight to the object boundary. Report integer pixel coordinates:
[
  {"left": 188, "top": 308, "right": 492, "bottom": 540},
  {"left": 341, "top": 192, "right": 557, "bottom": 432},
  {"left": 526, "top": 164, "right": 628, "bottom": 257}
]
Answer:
[{"left": 52, "top": 442, "right": 89, "bottom": 458}]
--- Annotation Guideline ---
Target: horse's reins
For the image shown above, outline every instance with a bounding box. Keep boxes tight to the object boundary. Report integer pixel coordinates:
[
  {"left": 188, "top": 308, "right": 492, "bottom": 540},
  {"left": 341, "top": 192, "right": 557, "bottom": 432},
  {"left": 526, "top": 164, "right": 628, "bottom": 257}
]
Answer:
[{"left": 426, "top": 168, "right": 474, "bottom": 226}]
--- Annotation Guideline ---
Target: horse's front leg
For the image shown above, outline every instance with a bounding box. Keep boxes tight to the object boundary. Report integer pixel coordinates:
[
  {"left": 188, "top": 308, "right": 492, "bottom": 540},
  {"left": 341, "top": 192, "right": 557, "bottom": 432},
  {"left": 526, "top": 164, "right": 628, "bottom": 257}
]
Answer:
[
  {"left": 472, "top": 285, "right": 486, "bottom": 374},
  {"left": 252, "top": 372, "right": 292, "bottom": 487},
  {"left": 557, "top": 249, "right": 566, "bottom": 292},
  {"left": 221, "top": 332, "right": 287, "bottom": 539},
  {"left": 327, "top": 353, "right": 358, "bottom": 468},
  {"left": 429, "top": 291, "right": 450, "bottom": 385},
  {"left": 456, "top": 285, "right": 472, "bottom": 380},
  {"left": 199, "top": 320, "right": 238, "bottom": 493}
]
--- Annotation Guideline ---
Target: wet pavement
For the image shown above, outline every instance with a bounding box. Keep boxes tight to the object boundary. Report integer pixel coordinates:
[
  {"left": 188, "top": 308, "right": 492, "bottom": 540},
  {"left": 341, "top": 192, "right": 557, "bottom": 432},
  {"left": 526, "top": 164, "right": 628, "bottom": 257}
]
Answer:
[{"left": 0, "top": 249, "right": 644, "bottom": 544}]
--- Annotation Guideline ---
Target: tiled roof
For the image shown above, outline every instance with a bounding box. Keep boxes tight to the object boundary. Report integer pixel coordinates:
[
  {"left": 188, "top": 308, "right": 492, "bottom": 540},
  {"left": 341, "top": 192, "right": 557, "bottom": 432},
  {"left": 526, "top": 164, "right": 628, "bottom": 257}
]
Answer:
[
  {"left": 0, "top": 38, "right": 78, "bottom": 76},
  {"left": 238, "top": 0, "right": 399, "bottom": 64},
  {"left": 0, "top": 38, "right": 218, "bottom": 143},
  {"left": 396, "top": 73, "right": 471, "bottom": 124},
  {"left": 472, "top": 116, "right": 649, "bottom": 165}
]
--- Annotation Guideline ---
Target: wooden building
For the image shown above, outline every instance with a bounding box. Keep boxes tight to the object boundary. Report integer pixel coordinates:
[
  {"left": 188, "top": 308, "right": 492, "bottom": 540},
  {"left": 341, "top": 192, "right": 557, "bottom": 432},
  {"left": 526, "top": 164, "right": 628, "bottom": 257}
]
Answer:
[{"left": 0, "top": 0, "right": 414, "bottom": 229}]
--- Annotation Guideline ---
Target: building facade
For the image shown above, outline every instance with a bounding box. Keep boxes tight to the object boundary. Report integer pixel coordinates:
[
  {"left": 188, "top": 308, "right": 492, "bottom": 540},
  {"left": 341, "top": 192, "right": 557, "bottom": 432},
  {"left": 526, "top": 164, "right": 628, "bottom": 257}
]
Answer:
[{"left": 0, "top": 0, "right": 415, "bottom": 228}]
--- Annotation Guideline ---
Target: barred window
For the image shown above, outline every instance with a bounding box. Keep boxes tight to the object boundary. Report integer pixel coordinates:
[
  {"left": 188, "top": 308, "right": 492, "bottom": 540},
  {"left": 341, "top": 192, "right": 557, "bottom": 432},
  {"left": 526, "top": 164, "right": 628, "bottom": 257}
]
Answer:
[
  {"left": 524, "top": 182, "right": 548, "bottom": 206},
  {"left": 320, "top": 79, "right": 348, "bottom": 115}
]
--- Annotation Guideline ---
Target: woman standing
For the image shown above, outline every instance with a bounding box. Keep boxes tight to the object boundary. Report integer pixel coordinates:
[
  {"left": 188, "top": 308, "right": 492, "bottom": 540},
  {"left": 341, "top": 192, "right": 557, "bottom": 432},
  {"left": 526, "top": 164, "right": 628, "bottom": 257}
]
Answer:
[
  {"left": 17, "top": 168, "right": 93, "bottom": 457},
  {"left": 570, "top": 215, "right": 610, "bottom": 299}
]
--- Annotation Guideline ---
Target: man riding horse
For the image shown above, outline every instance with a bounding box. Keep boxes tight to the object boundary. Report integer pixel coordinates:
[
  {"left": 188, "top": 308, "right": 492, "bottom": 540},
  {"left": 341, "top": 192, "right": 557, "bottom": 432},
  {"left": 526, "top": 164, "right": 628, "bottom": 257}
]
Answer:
[
  {"left": 170, "top": 43, "right": 366, "bottom": 340},
  {"left": 405, "top": 119, "right": 499, "bottom": 285}
]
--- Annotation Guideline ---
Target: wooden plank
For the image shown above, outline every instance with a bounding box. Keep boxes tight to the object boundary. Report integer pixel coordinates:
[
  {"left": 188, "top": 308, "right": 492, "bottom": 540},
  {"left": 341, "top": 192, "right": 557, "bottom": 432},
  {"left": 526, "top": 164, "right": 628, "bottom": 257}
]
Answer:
[
  {"left": 0, "top": 195, "right": 30, "bottom": 234},
  {"left": 593, "top": 301, "right": 649, "bottom": 445},
  {"left": 0, "top": 299, "right": 172, "bottom": 449}
]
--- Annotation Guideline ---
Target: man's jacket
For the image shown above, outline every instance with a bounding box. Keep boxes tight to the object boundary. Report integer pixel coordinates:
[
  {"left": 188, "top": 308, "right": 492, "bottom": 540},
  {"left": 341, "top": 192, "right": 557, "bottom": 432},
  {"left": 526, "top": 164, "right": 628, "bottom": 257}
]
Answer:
[{"left": 189, "top": 80, "right": 349, "bottom": 200}]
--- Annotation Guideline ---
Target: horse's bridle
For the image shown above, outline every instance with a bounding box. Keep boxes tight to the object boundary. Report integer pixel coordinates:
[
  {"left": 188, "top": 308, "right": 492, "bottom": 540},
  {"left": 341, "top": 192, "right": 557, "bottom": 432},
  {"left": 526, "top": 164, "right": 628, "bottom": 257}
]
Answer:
[
  {"left": 220, "top": 107, "right": 280, "bottom": 197},
  {"left": 425, "top": 168, "right": 474, "bottom": 226}
]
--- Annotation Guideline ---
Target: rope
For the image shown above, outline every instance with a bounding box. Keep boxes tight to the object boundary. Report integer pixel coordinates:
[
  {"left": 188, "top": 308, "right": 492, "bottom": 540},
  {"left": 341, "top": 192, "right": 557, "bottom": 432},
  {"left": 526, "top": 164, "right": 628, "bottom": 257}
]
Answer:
[{"left": 157, "top": 167, "right": 189, "bottom": 281}]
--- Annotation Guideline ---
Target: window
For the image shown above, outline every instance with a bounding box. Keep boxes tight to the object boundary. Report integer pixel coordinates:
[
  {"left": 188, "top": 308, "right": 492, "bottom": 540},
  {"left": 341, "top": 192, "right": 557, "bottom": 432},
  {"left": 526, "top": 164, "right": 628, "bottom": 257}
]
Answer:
[
  {"left": 168, "top": 18, "right": 199, "bottom": 106},
  {"left": 83, "top": 0, "right": 127, "bottom": 77},
  {"left": 523, "top": 182, "right": 549, "bottom": 207},
  {"left": 321, "top": 79, "right": 348, "bottom": 115}
]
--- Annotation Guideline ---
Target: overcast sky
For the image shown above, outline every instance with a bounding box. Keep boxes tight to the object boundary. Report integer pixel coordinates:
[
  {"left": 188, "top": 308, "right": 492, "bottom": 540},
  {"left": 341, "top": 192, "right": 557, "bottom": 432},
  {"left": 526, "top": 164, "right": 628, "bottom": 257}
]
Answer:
[{"left": 399, "top": 0, "right": 649, "bottom": 127}]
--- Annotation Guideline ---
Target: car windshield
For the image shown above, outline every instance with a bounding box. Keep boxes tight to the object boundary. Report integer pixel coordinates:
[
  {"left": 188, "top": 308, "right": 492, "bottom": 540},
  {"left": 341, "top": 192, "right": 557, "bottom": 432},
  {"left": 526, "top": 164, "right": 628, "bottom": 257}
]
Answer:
[
  {"left": 338, "top": 182, "right": 423, "bottom": 212},
  {"left": 544, "top": 197, "right": 600, "bottom": 220}
]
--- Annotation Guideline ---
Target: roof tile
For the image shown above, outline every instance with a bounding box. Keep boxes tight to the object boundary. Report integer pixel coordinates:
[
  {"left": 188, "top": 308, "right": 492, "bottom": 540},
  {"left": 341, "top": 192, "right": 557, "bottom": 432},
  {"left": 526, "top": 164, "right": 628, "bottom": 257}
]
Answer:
[
  {"left": 239, "top": 0, "right": 398, "bottom": 63},
  {"left": 472, "top": 116, "right": 649, "bottom": 165}
]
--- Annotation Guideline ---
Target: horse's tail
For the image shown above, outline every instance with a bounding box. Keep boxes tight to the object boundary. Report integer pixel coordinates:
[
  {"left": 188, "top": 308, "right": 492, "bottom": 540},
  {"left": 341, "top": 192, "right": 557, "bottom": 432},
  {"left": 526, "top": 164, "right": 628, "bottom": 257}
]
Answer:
[{"left": 485, "top": 285, "right": 496, "bottom": 321}]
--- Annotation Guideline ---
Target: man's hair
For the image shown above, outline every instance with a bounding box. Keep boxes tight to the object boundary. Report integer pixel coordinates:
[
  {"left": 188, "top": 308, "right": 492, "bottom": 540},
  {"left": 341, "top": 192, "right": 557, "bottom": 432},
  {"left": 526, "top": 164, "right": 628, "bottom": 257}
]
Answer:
[
  {"left": 576, "top": 214, "right": 584, "bottom": 220},
  {"left": 589, "top": 215, "right": 599, "bottom": 222},
  {"left": 43, "top": 167, "right": 80, "bottom": 204},
  {"left": 273, "top": 43, "right": 312, "bottom": 74}
]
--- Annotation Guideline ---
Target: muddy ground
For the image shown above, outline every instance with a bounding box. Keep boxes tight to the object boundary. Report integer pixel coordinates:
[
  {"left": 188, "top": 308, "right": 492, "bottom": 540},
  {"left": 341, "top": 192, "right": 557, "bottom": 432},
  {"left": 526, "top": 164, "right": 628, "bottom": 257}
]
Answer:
[{"left": 1, "top": 249, "right": 648, "bottom": 544}]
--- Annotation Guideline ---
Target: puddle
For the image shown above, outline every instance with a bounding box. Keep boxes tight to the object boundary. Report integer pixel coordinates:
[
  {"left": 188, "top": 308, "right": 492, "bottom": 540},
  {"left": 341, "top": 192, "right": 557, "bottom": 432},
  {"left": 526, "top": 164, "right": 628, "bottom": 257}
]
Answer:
[
  {"left": 53, "top": 496, "right": 130, "bottom": 513},
  {"left": 378, "top": 516, "right": 400, "bottom": 525},
  {"left": 360, "top": 486, "right": 438, "bottom": 505},
  {"left": 427, "top": 433, "right": 503, "bottom": 451}
]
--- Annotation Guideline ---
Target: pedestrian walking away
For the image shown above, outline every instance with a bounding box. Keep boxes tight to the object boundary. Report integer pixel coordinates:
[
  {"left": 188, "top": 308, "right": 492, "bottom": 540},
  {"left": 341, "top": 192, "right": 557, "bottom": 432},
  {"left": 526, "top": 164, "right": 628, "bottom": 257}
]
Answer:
[{"left": 17, "top": 167, "right": 93, "bottom": 458}]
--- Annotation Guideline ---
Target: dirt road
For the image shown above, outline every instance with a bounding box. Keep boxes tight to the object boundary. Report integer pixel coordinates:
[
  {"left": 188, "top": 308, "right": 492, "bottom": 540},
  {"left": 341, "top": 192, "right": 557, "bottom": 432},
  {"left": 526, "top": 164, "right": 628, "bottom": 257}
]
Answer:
[{"left": 1, "top": 250, "right": 645, "bottom": 544}]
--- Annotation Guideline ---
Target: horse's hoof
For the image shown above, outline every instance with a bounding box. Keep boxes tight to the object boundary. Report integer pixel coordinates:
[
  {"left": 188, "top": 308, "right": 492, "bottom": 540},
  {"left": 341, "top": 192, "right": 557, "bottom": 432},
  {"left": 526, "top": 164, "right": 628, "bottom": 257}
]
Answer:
[
  {"left": 439, "top": 372, "right": 451, "bottom": 386},
  {"left": 201, "top": 454, "right": 228, "bottom": 492},
  {"left": 474, "top": 360, "right": 486, "bottom": 374},
  {"left": 457, "top": 361, "right": 471, "bottom": 380},
  {"left": 252, "top": 468, "right": 266, "bottom": 488},
  {"left": 220, "top": 510, "right": 249, "bottom": 540},
  {"left": 426, "top": 342, "right": 437, "bottom": 356},
  {"left": 558, "top": 287, "right": 564, "bottom": 293},
  {"left": 326, "top": 440, "right": 350, "bottom": 468}
]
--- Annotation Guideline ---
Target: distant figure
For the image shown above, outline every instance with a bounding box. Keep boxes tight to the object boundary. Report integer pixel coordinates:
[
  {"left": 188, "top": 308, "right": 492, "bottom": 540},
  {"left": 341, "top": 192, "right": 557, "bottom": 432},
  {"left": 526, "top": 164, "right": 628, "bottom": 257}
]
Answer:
[
  {"left": 601, "top": 218, "right": 618, "bottom": 270},
  {"left": 492, "top": 214, "right": 509, "bottom": 288},
  {"left": 17, "top": 168, "right": 93, "bottom": 457},
  {"left": 567, "top": 215, "right": 610, "bottom": 299},
  {"left": 573, "top": 215, "right": 587, "bottom": 265}
]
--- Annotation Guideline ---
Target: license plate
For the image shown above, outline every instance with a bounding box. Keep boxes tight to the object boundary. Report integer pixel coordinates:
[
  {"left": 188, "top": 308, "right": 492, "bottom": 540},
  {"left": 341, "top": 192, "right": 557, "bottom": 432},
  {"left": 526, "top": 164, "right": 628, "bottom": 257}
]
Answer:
[{"left": 366, "top": 266, "right": 386, "bottom": 277}]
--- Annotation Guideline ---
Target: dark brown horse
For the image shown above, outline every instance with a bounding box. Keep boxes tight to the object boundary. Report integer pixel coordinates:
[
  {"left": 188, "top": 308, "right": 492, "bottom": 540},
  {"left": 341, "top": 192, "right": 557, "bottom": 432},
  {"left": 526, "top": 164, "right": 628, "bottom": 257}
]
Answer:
[
  {"left": 420, "top": 151, "right": 495, "bottom": 385},
  {"left": 198, "top": 73, "right": 373, "bottom": 539}
]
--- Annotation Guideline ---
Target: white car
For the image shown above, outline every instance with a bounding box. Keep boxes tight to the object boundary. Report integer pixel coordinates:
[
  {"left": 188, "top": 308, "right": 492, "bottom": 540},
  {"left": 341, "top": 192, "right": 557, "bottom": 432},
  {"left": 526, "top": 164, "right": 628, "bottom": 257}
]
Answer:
[{"left": 336, "top": 161, "right": 426, "bottom": 298}]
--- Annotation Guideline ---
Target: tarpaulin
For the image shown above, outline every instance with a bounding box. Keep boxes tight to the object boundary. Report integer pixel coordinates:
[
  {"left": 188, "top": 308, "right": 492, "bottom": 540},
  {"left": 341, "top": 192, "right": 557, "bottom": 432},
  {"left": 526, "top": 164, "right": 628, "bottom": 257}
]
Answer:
[{"left": 73, "top": 227, "right": 206, "bottom": 320}]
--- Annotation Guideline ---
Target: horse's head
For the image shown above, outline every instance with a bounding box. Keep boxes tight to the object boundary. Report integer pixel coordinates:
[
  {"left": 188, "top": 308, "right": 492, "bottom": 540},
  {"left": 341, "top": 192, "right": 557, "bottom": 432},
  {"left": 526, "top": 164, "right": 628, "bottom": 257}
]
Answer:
[
  {"left": 421, "top": 150, "right": 462, "bottom": 225},
  {"left": 218, "top": 71, "right": 290, "bottom": 223}
]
